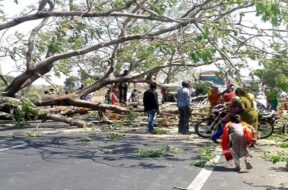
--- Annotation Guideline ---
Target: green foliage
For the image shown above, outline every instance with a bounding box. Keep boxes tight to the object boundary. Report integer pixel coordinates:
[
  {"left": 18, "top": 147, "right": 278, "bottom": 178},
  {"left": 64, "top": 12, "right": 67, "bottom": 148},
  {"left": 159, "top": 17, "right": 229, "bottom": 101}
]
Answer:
[
  {"left": 147, "top": 0, "right": 166, "bottom": 15},
  {"left": 0, "top": 75, "right": 14, "bottom": 92},
  {"left": 56, "top": 59, "right": 71, "bottom": 76},
  {"left": 189, "top": 48, "right": 215, "bottom": 63},
  {"left": 194, "top": 82, "right": 211, "bottom": 95},
  {"left": 191, "top": 145, "right": 216, "bottom": 168},
  {"left": 198, "top": 147, "right": 215, "bottom": 160},
  {"left": 5, "top": 0, "right": 288, "bottom": 100},
  {"left": 11, "top": 98, "right": 39, "bottom": 128},
  {"left": 64, "top": 76, "right": 79, "bottom": 90},
  {"left": 135, "top": 145, "right": 183, "bottom": 158},
  {"left": 279, "top": 142, "right": 288, "bottom": 148},
  {"left": 106, "top": 133, "right": 125, "bottom": 141},
  {"left": 153, "top": 128, "right": 170, "bottom": 135},
  {"left": 25, "top": 131, "right": 41, "bottom": 137},
  {"left": 268, "top": 134, "right": 288, "bottom": 142},
  {"left": 190, "top": 160, "right": 208, "bottom": 167},
  {"left": 265, "top": 133, "right": 288, "bottom": 167},
  {"left": 264, "top": 151, "right": 288, "bottom": 167},
  {"left": 113, "top": 0, "right": 125, "bottom": 8},
  {"left": 80, "top": 136, "right": 92, "bottom": 142},
  {"left": 254, "top": 57, "right": 288, "bottom": 91},
  {"left": 256, "top": 1, "right": 281, "bottom": 27},
  {"left": 125, "top": 112, "right": 139, "bottom": 121},
  {"left": 101, "top": 123, "right": 129, "bottom": 131}
]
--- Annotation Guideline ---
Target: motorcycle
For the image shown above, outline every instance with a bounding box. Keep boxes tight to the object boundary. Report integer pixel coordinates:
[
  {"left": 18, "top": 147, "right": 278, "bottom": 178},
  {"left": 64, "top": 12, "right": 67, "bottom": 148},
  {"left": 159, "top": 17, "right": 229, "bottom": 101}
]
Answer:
[{"left": 194, "top": 103, "right": 276, "bottom": 139}]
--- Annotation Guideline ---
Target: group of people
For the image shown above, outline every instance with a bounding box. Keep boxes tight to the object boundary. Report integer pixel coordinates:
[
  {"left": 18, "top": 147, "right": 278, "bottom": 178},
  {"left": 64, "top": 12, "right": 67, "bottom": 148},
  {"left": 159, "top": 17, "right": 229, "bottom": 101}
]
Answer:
[
  {"left": 104, "top": 70, "right": 141, "bottom": 106},
  {"left": 143, "top": 81, "right": 258, "bottom": 172},
  {"left": 208, "top": 85, "right": 258, "bottom": 138},
  {"left": 208, "top": 84, "right": 258, "bottom": 172},
  {"left": 105, "top": 86, "right": 140, "bottom": 105}
]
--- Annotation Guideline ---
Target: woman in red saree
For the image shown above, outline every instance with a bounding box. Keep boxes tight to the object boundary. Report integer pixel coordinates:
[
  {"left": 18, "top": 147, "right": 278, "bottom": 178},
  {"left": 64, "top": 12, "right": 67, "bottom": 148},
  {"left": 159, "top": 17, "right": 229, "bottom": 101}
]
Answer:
[{"left": 222, "top": 114, "right": 256, "bottom": 172}]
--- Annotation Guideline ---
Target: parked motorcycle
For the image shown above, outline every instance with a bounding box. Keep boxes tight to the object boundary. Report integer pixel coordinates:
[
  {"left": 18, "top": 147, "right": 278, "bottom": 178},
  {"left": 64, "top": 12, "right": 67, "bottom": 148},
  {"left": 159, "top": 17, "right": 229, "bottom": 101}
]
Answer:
[{"left": 194, "top": 103, "right": 276, "bottom": 139}]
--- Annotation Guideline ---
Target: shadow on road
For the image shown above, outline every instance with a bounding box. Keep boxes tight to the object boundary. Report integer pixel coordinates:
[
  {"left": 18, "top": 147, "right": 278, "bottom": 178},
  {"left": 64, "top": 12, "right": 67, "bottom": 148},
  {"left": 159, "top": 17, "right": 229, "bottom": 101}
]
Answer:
[{"left": 1, "top": 134, "right": 205, "bottom": 170}]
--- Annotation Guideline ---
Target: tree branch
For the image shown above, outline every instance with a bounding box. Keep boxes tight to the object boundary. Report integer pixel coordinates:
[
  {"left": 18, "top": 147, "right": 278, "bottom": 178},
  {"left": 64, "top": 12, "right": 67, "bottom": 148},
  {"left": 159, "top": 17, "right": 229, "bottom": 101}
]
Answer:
[{"left": 0, "top": 10, "right": 184, "bottom": 31}]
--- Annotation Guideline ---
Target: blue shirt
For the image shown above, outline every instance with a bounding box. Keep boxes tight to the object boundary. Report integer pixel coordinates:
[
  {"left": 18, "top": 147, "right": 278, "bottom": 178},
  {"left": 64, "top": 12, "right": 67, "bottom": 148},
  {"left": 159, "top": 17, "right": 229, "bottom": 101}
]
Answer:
[{"left": 177, "top": 87, "right": 191, "bottom": 107}]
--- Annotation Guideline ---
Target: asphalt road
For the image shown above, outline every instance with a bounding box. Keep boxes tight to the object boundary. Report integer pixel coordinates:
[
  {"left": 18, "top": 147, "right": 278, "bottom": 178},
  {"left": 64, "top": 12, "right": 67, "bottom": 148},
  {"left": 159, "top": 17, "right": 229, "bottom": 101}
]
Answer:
[
  {"left": 0, "top": 127, "right": 288, "bottom": 190},
  {"left": 0, "top": 130, "right": 205, "bottom": 190}
]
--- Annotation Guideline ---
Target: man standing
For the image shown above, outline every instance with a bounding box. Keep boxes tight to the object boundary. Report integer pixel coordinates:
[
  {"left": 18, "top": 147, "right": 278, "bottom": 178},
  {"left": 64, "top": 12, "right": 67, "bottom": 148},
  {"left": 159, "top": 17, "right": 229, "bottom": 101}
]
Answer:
[
  {"left": 118, "top": 70, "right": 129, "bottom": 104},
  {"left": 143, "top": 82, "right": 160, "bottom": 134},
  {"left": 177, "top": 81, "right": 191, "bottom": 134}
]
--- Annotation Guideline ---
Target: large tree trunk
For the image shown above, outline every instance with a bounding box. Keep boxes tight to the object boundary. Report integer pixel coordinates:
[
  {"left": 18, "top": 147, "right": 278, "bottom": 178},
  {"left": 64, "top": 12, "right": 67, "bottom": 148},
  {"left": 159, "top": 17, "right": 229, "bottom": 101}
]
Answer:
[
  {"left": 4, "top": 63, "right": 53, "bottom": 97},
  {"left": 36, "top": 95, "right": 132, "bottom": 113},
  {"left": 44, "top": 113, "right": 89, "bottom": 127}
]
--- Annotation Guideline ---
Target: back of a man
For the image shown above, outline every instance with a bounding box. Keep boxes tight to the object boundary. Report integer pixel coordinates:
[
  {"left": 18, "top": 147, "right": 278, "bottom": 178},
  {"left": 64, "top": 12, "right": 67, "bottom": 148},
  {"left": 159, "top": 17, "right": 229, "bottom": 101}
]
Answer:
[
  {"left": 143, "top": 82, "right": 159, "bottom": 134},
  {"left": 177, "top": 81, "right": 191, "bottom": 134}
]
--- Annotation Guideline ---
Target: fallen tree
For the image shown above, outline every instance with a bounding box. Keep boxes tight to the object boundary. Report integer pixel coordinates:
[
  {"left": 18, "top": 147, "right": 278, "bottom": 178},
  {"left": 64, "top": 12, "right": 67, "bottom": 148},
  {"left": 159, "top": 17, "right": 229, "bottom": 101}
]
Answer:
[{"left": 0, "top": 1, "right": 287, "bottom": 127}]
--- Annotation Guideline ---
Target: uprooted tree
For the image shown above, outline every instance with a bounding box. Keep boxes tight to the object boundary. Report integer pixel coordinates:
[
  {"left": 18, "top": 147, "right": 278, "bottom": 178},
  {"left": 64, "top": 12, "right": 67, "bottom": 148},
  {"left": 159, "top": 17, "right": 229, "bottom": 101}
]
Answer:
[{"left": 0, "top": 0, "right": 288, "bottom": 127}]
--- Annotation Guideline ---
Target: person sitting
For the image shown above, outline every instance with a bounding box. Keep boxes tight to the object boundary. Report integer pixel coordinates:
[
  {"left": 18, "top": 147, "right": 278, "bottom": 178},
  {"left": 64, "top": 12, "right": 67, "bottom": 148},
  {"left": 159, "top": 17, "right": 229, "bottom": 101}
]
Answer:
[
  {"left": 223, "top": 85, "right": 236, "bottom": 104},
  {"left": 208, "top": 85, "right": 222, "bottom": 112}
]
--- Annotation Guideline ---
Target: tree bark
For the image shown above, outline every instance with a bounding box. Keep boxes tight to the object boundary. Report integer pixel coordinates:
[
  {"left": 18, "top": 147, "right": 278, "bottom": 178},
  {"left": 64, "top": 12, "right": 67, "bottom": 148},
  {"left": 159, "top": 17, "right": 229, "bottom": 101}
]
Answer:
[
  {"left": 44, "top": 113, "right": 89, "bottom": 128},
  {"left": 36, "top": 95, "right": 131, "bottom": 113},
  {"left": 4, "top": 62, "right": 53, "bottom": 97}
]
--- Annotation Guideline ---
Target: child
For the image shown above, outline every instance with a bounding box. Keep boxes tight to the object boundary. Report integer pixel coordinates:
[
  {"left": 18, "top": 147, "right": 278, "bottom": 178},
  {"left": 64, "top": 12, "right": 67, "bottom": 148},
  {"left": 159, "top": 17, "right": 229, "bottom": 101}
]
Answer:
[
  {"left": 129, "top": 89, "right": 139, "bottom": 102},
  {"left": 105, "top": 89, "right": 112, "bottom": 104},
  {"left": 221, "top": 114, "right": 256, "bottom": 172}
]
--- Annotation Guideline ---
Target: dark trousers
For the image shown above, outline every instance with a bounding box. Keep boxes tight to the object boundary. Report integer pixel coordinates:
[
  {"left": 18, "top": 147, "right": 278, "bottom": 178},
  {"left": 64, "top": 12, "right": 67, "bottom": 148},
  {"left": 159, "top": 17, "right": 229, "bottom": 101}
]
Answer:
[
  {"left": 119, "top": 87, "right": 127, "bottom": 103},
  {"left": 178, "top": 106, "right": 190, "bottom": 134}
]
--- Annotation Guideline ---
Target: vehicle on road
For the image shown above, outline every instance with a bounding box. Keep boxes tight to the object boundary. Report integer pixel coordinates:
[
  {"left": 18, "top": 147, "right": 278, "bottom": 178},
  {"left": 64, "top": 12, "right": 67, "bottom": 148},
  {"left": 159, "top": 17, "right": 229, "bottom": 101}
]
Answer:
[
  {"left": 194, "top": 103, "right": 276, "bottom": 139},
  {"left": 161, "top": 84, "right": 178, "bottom": 103}
]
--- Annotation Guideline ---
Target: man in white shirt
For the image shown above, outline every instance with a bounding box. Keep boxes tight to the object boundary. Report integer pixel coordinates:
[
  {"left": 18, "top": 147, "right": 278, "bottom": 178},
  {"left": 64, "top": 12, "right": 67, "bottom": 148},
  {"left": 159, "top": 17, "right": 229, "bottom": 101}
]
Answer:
[{"left": 177, "top": 81, "right": 191, "bottom": 134}]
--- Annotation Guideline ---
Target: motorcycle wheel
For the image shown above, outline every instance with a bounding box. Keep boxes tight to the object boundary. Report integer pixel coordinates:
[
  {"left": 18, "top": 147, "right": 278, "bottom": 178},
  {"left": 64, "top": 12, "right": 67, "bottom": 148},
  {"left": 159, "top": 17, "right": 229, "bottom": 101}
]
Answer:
[
  {"left": 258, "top": 120, "right": 274, "bottom": 139},
  {"left": 194, "top": 118, "right": 215, "bottom": 138}
]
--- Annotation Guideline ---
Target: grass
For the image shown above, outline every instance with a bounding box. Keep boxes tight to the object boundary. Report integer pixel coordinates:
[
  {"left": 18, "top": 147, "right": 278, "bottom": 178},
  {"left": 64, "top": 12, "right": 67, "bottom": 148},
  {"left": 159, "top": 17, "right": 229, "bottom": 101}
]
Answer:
[
  {"left": 80, "top": 136, "right": 92, "bottom": 142},
  {"left": 135, "top": 145, "right": 183, "bottom": 158},
  {"left": 125, "top": 112, "right": 139, "bottom": 121},
  {"left": 106, "top": 133, "right": 125, "bottom": 141},
  {"left": 153, "top": 128, "right": 170, "bottom": 135},
  {"left": 268, "top": 134, "right": 288, "bottom": 141},
  {"left": 264, "top": 151, "right": 288, "bottom": 167},
  {"left": 101, "top": 123, "right": 144, "bottom": 132},
  {"left": 266, "top": 134, "right": 288, "bottom": 147},
  {"left": 190, "top": 145, "right": 216, "bottom": 168},
  {"left": 103, "top": 124, "right": 128, "bottom": 131},
  {"left": 264, "top": 133, "right": 288, "bottom": 168},
  {"left": 279, "top": 142, "right": 288, "bottom": 148},
  {"left": 83, "top": 125, "right": 100, "bottom": 132},
  {"left": 25, "top": 131, "right": 41, "bottom": 137},
  {"left": 190, "top": 160, "right": 208, "bottom": 168},
  {"left": 131, "top": 124, "right": 142, "bottom": 128}
]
